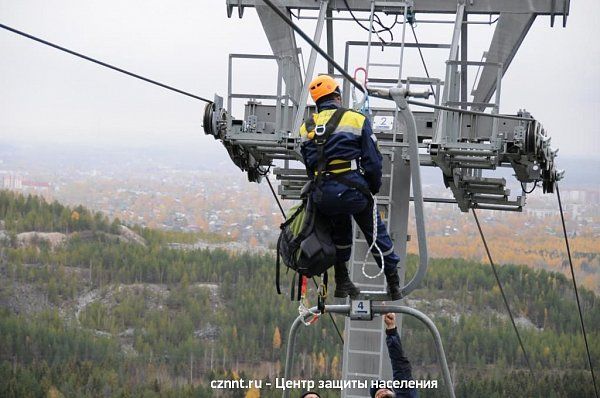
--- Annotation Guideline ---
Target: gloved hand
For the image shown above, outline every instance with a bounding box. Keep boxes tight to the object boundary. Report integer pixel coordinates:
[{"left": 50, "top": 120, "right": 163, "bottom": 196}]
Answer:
[{"left": 369, "top": 181, "right": 381, "bottom": 195}]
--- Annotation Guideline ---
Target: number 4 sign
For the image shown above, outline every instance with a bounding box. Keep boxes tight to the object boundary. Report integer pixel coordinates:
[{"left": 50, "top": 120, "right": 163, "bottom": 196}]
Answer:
[{"left": 350, "top": 300, "right": 373, "bottom": 320}]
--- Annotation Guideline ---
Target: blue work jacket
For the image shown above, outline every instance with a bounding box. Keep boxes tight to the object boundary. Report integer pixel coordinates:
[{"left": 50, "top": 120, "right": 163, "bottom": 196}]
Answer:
[
  {"left": 299, "top": 100, "right": 383, "bottom": 194},
  {"left": 387, "top": 327, "right": 418, "bottom": 398}
]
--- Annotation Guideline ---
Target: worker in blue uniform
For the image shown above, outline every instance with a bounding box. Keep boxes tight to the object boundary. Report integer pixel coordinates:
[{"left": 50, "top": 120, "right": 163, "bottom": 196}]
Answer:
[
  {"left": 370, "top": 313, "right": 418, "bottom": 398},
  {"left": 299, "top": 75, "right": 402, "bottom": 300}
]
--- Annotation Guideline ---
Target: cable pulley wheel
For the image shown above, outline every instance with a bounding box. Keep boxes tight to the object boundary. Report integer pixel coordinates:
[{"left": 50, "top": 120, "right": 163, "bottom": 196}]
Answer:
[
  {"left": 525, "top": 122, "right": 537, "bottom": 154},
  {"left": 203, "top": 102, "right": 216, "bottom": 137}
]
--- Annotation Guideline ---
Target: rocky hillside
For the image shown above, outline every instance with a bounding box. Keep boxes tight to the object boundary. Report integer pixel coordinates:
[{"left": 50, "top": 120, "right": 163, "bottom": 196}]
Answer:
[{"left": 0, "top": 190, "right": 598, "bottom": 397}]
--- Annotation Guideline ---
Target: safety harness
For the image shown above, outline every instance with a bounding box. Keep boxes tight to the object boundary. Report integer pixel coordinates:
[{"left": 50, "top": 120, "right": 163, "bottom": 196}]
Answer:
[
  {"left": 305, "top": 108, "right": 374, "bottom": 203},
  {"left": 306, "top": 107, "right": 385, "bottom": 280}
]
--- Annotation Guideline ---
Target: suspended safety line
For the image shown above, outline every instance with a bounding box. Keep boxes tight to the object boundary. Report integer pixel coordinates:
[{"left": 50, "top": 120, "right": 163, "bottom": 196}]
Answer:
[
  {"left": 556, "top": 185, "right": 599, "bottom": 398},
  {"left": 472, "top": 209, "right": 535, "bottom": 378},
  {"left": 0, "top": 22, "right": 213, "bottom": 103}
]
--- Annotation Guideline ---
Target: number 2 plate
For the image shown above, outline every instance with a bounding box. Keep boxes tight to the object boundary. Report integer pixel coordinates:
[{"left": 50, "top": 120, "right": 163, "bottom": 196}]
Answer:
[{"left": 373, "top": 115, "right": 393, "bottom": 131}]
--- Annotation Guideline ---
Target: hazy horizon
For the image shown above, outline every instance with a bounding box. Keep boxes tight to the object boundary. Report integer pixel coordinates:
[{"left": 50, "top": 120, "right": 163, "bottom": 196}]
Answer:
[{"left": 1, "top": 0, "right": 599, "bottom": 158}]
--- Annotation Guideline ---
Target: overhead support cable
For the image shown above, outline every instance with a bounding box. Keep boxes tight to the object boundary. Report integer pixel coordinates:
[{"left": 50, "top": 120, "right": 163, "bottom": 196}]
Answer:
[
  {"left": 409, "top": 23, "right": 437, "bottom": 100},
  {"left": 0, "top": 22, "right": 213, "bottom": 103},
  {"left": 472, "top": 209, "right": 535, "bottom": 378},
  {"left": 556, "top": 185, "right": 599, "bottom": 398},
  {"left": 265, "top": 174, "right": 286, "bottom": 218}
]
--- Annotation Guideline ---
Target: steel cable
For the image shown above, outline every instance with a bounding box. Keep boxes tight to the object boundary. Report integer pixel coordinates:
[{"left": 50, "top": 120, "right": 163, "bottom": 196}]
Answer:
[
  {"left": 472, "top": 209, "right": 535, "bottom": 378},
  {"left": 409, "top": 23, "right": 437, "bottom": 100},
  {"left": 1, "top": 15, "right": 346, "bottom": 347},
  {"left": 556, "top": 185, "right": 599, "bottom": 398},
  {"left": 0, "top": 22, "right": 213, "bottom": 103}
]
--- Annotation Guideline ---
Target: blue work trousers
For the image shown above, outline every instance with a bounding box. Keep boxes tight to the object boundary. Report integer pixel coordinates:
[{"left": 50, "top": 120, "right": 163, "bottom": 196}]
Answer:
[{"left": 312, "top": 172, "right": 400, "bottom": 273}]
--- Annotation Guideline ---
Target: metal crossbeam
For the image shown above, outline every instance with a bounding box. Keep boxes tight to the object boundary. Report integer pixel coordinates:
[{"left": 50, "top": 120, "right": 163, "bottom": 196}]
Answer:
[
  {"left": 471, "top": 13, "right": 536, "bottom": 110},
  {"left": 228, "top": 0, "right": 570, "bottom": 15}
]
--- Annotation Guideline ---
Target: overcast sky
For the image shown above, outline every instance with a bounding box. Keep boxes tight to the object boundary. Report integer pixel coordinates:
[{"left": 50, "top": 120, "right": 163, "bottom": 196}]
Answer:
[{"left": 0, "top": 0, "right": 599, "bottom": 159}]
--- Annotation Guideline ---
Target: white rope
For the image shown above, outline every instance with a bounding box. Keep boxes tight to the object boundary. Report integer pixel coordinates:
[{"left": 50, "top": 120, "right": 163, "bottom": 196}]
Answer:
[
  {"left": 362, "top": 194, "right": 385, "bottom": 279},
  {"left": 298, "top": 300, "right": 320, "bottom": 326}
]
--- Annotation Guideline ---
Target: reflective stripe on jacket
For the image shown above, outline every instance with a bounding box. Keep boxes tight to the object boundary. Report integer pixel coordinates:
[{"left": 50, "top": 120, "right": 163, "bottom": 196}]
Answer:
[{"left": 299, "top": 100, "right": 383, "bottom": 194}]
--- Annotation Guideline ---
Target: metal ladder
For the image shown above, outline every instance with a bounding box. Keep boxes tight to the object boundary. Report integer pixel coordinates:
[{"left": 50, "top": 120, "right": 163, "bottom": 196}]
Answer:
[
  {"left": 341, "top": 2, "right": 412, "bottom": 396},
  {"left": 342, "top": 147, "right": 398, "bottom": 398}
]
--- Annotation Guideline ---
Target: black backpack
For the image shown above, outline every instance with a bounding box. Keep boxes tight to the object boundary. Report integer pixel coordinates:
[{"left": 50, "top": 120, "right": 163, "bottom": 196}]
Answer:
[{"left": 276, "top": 189, "right": 337, "bottom": 299}]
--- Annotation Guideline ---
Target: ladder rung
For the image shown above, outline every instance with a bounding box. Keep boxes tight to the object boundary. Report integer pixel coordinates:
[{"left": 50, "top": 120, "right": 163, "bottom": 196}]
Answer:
[
  {"left": 347, "top": 372, "right": 381, "bottom": 378},
  {"left": 356, "top": 291, "right": 393, "bottom": 301},
  {"left": 355, "top": 285, "right": 385, "bottom": 291},
  {"left": 353, "top": 261, "right": 380, "bottom": 267},
  {"left": 348, "top": 327, "right": 383, "bottom": 333},
  {"left": 348, "top": 349, "right": 381, "bottom": 356},
  {"left": 368, "top": 62, "right": 402, "bottom": 68}
]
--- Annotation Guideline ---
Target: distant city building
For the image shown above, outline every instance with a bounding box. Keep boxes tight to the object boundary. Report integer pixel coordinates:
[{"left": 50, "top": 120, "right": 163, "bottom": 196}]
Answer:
[
  {"left": 23, "top": 180, "right": 50, "bottom": 192},
  {"left": 563, "top": 189, "right": 600, "bottom": 204},
  {"left": 526, "top": 208, "right": 557, "bottom": 219},
  {"left": 3, "top": 174, "right": 23, "bottom": 189},
  {"left": 2, "top": 174, "right": 51, "bottom": 193}
]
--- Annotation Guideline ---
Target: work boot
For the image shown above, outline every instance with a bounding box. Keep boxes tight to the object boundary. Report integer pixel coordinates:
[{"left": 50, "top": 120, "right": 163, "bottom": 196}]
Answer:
[
  {"left": 334, "top": 262, "right": 360, "bottom": 299},
  {"left": 385, "top": 269, "right": 402, "bottom": 301}
]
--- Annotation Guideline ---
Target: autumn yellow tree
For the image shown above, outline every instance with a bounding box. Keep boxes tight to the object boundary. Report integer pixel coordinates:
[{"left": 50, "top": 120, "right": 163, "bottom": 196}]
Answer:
[
  {"left": 273, "top": 326, "right": 281, "bottom": 350},
  {"left": 245, "top": 387, "right": 260, "bottom": 398},
  {"left": 331, "top": 355, "right": 340, "bottom": 378},
  {"left": 317, "top": 351, "right": 326, "bottom": 375}
]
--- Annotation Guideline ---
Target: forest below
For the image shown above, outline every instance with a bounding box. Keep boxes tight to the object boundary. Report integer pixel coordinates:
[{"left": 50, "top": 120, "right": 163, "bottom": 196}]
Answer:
[{"left": 0, "top": 190, "right": 598, "bottom": 397}]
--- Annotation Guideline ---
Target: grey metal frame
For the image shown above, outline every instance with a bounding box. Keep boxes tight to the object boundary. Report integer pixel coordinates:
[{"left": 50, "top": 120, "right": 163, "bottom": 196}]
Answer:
[
  {"left": 228, "top": 0, "right": 570, "bottom": 15},
  {"left": 292, "top": 0, "right": 329, "bottom": 135},
  {"left": 228, "top": 53, "right": 290, "bottom": 132},
  {"left": 442, "top": 59, "right": 503, "bottom": 146},
  {"left": 342, "top": 40, "right": 449, "bottom": 109},
  {"left": 203, "top": 2, "right": 571, "bottom": 395},
  {"left": 284, "top": 304, "right": 456, "bottom": 398}
]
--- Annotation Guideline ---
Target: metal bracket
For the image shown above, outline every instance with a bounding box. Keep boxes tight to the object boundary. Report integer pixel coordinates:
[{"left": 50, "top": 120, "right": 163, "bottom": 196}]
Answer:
[{"left": 283, "top": 304, "right": 456, "bottom": 398}]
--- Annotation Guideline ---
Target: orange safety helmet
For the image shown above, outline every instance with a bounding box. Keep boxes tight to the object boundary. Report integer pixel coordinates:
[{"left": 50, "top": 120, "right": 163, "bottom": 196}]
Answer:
[{"left": 309, "top": 75, "right": 340, "bottom": 103}]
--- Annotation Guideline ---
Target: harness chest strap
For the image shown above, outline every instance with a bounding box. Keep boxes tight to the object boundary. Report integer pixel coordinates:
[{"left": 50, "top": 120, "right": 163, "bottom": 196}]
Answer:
[
  {"left": 314, "top": 159, "right": 359, "bottom": 176},
  {"left": 307, "top": 108, "right": 348, "bottom": 186}
]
